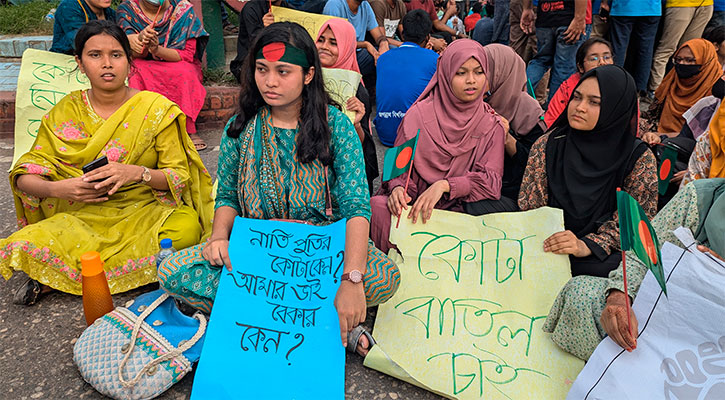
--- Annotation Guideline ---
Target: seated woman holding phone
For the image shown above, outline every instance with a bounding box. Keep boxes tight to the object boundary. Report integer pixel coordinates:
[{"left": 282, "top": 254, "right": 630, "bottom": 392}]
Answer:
[{"left": 0, "top": 20, "right": 214, "bottom": 305}]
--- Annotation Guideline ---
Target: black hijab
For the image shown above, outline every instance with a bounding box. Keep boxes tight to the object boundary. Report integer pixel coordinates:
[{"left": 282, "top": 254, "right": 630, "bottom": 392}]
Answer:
[{"left": 546, "top": 65, "right": 645, "bottom": 237}]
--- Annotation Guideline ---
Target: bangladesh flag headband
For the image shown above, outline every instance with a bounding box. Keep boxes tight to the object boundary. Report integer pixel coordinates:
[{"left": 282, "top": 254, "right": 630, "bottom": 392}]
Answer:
[{"left": 255, "top": 42, "right": 310, "bottom": 67}]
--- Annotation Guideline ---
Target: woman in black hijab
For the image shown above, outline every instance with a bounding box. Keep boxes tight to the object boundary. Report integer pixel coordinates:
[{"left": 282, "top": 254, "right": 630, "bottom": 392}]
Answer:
[{"left": 518, "top": 65, "right": 659, "bottom": 277}]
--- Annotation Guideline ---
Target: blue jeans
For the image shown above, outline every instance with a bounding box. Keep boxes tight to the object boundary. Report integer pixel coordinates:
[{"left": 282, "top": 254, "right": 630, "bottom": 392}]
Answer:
[
  {"left": 492, "top": 0, "right": 510, "bottom": 44},
  {"left": 357, "top": 48, "right": 376, "bottom": 78},
  {"left": 526, "top": 26, "right": 586, "bottom": 103},
  {"left": 610, "top": 16, "right": 660, "bottom": 92}
]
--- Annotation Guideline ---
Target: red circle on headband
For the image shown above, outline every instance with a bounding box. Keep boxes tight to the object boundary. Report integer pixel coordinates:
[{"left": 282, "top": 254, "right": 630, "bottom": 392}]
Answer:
[{"left": 262, "top": 43, "right": 286, "bottom": 62}]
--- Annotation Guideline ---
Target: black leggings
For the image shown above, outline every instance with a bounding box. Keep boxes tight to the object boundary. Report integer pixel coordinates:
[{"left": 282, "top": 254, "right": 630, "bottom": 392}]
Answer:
[
  {"left": 463, "top": 196, "right": 519, "bottom": 215},
  {"left": 570, "top": 253, "right": 621, "bottom": 278}
]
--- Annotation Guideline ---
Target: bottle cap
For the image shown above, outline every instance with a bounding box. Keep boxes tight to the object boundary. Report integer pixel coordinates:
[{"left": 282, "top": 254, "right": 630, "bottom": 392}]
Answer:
[
  {"left": 160, "top": 238, "right": 173, "bottom": 249},
  {"left": 81, "top": 251, "right": 104, "bottom": 277}
]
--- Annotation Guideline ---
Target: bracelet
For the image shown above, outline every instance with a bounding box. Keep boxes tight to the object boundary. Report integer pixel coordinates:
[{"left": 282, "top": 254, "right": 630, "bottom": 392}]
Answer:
[
  {"left": 375, "top": 36, "right": 389, "bottom": 46},
  {"left": 207, "top": 237, "right": 228, "bottom": 243}
]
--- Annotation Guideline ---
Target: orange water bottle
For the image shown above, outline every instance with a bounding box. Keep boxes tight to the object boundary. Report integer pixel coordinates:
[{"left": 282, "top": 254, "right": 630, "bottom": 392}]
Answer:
[{"left": 81, "top": 251, "right": 114, "bottom": 325}]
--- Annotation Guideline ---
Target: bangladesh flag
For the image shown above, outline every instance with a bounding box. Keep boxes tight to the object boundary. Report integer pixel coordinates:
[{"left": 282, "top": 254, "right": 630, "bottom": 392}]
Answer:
[
  {"left": 382, "top": 132, "right": 419, "bottom": 181},
  {"left": 617, "top": 190, "right": 667, "bottom": 295},
  {"left": 658, "top": 145, "right": 678, "bottom": 196}
]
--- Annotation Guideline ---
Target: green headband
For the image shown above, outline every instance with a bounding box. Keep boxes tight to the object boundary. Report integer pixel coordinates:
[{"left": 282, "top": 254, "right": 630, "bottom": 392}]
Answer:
[{"left": 255, "top": 42, "right": 310, "bottom": 67}]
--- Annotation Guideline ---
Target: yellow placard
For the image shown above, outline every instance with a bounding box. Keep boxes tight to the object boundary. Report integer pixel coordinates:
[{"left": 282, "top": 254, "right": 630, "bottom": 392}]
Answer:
[
  {"left": 12, "top": 49, "right": 90, "bottom": 167},
  {"left": 272, "top": 6, "right": 342, "bottom": 40},
  {"left": 364, "top": 207, "right": 585, "bottom": 399},
  {"left": 321, "top": 67, "right": 361, "bottom": 124}
]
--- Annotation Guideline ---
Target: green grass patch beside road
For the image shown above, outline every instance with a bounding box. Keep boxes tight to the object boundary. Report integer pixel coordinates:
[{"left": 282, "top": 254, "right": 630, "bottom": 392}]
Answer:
[{"left": 0, "top": 1, "right": 59, "bottom": 35}]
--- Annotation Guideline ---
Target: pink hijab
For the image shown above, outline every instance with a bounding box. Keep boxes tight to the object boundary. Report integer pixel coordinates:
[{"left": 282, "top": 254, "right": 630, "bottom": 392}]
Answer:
[
  {"left": 483, "top": 43, "right": 545, "bottom": 134},
  {"left": 316, "top": 19, "right": 361, "bottom": 74},
  {"left": 395, "top": 39, "right": 505, "bottom": 181}
]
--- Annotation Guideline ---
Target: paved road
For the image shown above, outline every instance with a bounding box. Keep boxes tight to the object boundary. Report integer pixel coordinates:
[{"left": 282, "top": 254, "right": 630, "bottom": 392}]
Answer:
[{"left": 0, "top": 130, "right": 444, "bottom": 400}]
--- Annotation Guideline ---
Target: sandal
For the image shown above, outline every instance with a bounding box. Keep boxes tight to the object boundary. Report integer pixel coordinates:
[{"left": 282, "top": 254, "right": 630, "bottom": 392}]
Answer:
[
  {"left": 13, "top": 278, "right": 42, "bottom": 306},
  {"left": 346, "top": 325, "right": 376, "bottom": 356},
  {"left": 189, "top": 133, "right": 208, "bottom": 151},
  {"left": 223, "top": 23, "right": 239, "bottom": 35}
]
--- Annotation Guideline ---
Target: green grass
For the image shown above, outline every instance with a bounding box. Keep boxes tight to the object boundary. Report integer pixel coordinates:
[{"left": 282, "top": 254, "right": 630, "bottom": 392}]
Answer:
[
  {"left": 0, "top": 1, "right": 59, "bottom": 35},
  {"left": 202, "top": 68, "right": 237, "bottom": 86}
]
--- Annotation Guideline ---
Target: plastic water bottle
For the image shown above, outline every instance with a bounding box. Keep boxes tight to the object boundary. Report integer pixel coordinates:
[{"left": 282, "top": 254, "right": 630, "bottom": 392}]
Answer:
[
  {"left": 156, "top": 238, "right": 176, "bottom": 268},
  {"left": 81, "top": 251, "right": 114, "bottom": 326},
  {"left": 44, "top": 8, "right": 56, "bottom": 22}
]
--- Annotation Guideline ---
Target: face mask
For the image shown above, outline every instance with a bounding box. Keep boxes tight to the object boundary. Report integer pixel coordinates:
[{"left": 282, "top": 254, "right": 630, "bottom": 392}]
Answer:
[
  {"left": 713, "top": 78, "right": 725, "bottom": 99},
  {"left": 145, "top": 0, "right": 162, "bottom": 5},
  {"left": 674, "top": 63, "right": 701, "bottom": 79}
]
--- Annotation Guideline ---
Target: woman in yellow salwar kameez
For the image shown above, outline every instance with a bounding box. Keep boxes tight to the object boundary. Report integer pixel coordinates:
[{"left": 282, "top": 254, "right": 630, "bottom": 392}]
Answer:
[{"left": 0, "top": 20, "right": 213, "bottom": 305}]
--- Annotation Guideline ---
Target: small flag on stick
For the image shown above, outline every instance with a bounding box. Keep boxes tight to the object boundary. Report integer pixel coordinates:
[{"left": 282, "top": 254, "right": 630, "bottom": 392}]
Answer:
[
  {"left": 658, "top": 145, "right": 678, "bottom": 196},
  {"left": 617, "top": 189, "right": 667, "bottom": 295},
  {"left": 382, "top": 133, "right": 418, "bottom": 182}
]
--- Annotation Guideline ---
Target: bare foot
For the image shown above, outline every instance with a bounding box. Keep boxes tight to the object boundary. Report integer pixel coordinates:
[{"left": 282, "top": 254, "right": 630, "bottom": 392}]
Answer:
[{"left": 189, "top": 133, "right": 207, "bottom": 151}]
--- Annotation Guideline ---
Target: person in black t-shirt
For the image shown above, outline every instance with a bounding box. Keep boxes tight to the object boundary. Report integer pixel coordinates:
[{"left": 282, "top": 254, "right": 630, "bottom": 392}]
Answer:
[
  {"left": 230, "top": 0, "right": 289, "bottom": 82},
  {"left": 520, "top": 0, "right": 588, "bottom": 106}
]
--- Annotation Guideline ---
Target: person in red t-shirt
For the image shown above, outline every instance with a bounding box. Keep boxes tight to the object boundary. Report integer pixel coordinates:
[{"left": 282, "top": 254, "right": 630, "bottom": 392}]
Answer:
[{"left": 464, "top": 2, "right": 484, "bottom": 32}]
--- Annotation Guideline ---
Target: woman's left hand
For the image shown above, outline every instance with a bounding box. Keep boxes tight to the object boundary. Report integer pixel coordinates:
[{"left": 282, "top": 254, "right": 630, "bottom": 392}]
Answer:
[
  {"left": 83, "top": 162, "right": 142, "bottom": 196},
  {"left": 346, "top": 96, "right": 366, "bottom": 126},
  {"left": 334, "top": 281, "right": 366, "bottom": 349},
  {"left": 671, "top": 170, "right": 687, "bottom": 184},
  {"left": 543, "top": 230, "right": 592, "bottom": 257},
  {"left": 408, "top": 180, "right": 449, "bottom": 224}
]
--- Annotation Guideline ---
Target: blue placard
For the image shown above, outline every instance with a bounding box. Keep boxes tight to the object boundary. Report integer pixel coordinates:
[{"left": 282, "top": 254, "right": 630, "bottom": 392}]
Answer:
[{"left": 191, "top": 217, "right": 346, "bottom": 400}]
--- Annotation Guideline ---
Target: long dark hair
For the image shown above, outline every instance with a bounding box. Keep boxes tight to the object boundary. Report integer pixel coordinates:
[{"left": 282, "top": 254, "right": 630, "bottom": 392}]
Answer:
[
  {"left": 74, "top": 20, "right": 133, "bottom": 66},
  {"left": 228, "top": 22, "right": 337, "bottom": 166}
]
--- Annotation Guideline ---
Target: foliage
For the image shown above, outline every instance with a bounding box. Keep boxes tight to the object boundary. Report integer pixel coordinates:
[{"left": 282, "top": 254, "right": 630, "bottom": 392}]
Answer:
[{"left": 0, "top": 1, "right": 59, "bottom": 35}]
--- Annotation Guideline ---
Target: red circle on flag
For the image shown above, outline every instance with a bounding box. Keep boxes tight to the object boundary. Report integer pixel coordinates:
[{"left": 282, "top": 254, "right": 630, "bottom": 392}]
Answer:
[
  {"left": 638, "top": 220, "right": 658, "bottom": 265},
  {"left": 659, "top": 159, "right": 672, "bottom": 181},
  {"left": 262, "top": 43, "right": 285, "bottom": 62},
  {"left": 395, "top": 147, "right": 413, "bottom": 169}
]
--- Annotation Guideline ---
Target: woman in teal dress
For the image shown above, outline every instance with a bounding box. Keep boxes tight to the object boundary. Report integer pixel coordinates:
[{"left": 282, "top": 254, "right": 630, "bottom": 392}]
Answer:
[
  {"left": 158, "top": 22, "right": 400, "bottom": 356},
  {"left": 50, "top": 0, "right": 117, "bottom": 54}
]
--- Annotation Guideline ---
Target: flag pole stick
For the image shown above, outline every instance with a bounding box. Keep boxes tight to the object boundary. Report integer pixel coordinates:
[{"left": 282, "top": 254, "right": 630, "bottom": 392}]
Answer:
[
  {"left": 141, "top": 1, "right": 164, "bottom": 53},
  {"left": 395, "top": 130, "right": 419, "bottom": 229},
  {"left": 621, "top": 250, "right": 633, "bottom": 340},
  {"left": 395, "top": 151, "right": 415, "bottom": 229},
  {"left": 616, "top": 186, "right": 634, "bottom": 340}
]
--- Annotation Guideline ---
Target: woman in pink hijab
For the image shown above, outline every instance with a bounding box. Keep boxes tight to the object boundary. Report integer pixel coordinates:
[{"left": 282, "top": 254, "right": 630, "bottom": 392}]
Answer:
[
  {"left": 316, "top": 19, "right": 379, "bottom": 194},
  {"left": 370, "top": 39, "right": 511, "bottom": 253}
]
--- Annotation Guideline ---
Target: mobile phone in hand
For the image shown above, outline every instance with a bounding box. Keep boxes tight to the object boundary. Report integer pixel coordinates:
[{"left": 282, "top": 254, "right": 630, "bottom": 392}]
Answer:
[{"left": 82, "top": 156, "right": 109, "bottom": 183}]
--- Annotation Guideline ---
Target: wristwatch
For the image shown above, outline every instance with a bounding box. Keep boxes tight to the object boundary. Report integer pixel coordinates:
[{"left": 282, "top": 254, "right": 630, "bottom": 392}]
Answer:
[
  {"left": 341, "top": 269, "right": 363, "bottom": 284},
  {"left": 140, "top": 166, "right": 152, "bottom": 184}
]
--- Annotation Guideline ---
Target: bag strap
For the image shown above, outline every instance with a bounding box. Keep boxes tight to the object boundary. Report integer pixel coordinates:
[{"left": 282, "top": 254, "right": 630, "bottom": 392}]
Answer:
[
  {"left": 324, "top": 166, "right": 332, "bottom": 218},
  {"left": 118, "top": 292, "right": 207, "bottom": 388}
]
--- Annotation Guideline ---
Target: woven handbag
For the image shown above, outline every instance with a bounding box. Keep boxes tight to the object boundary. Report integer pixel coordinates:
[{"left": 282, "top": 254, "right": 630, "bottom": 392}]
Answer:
[{"left": 73, "top": 289, "right": 207, "bottom": 400}]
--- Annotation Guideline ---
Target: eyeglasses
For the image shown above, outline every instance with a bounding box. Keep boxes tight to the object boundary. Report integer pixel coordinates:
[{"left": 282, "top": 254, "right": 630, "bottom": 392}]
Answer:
[
  {"left": 585, "top": 54, "right": 613, "bottom": 63},
  {"left": 673, "top": 56, "right": 697, "bottom": 65}
]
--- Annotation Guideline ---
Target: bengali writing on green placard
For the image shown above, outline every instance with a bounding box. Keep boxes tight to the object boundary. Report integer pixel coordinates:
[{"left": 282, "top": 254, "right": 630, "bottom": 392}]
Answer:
[
  {"left": 13, "top": 49, "right": 90, "bottom": 167},
  {"left": 365, "top": 207, "right": 585, "bottom": 400}
]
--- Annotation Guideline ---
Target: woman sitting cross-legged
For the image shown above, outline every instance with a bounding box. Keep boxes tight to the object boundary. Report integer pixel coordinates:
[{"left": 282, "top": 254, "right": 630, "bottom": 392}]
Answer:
[
  {"left": 117, "top": 0, "right": 209, "bottom": 150},
  {"left": 545, "top": 178, "right": 725, "bottom": 360},
  {"left": 157, "top": 22, "right": 400, "bottom": 356},
  {"left": 370, "top": 39, "right": 511, "bottom": 255},
  {"left": 0, "top": 20, "right": 213, "bottom": 305},
  {"left": 519, "top": 65, "right": 658, "bottom": 279}
]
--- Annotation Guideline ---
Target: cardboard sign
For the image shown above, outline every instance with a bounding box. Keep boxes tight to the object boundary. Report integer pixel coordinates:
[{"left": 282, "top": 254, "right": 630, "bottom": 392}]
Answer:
[
  {"left": 191, "top": 218, "right": 346, "bottom": 400},
  {"left": 365, "top": 208, "right": 585, "bottom": 399}
]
